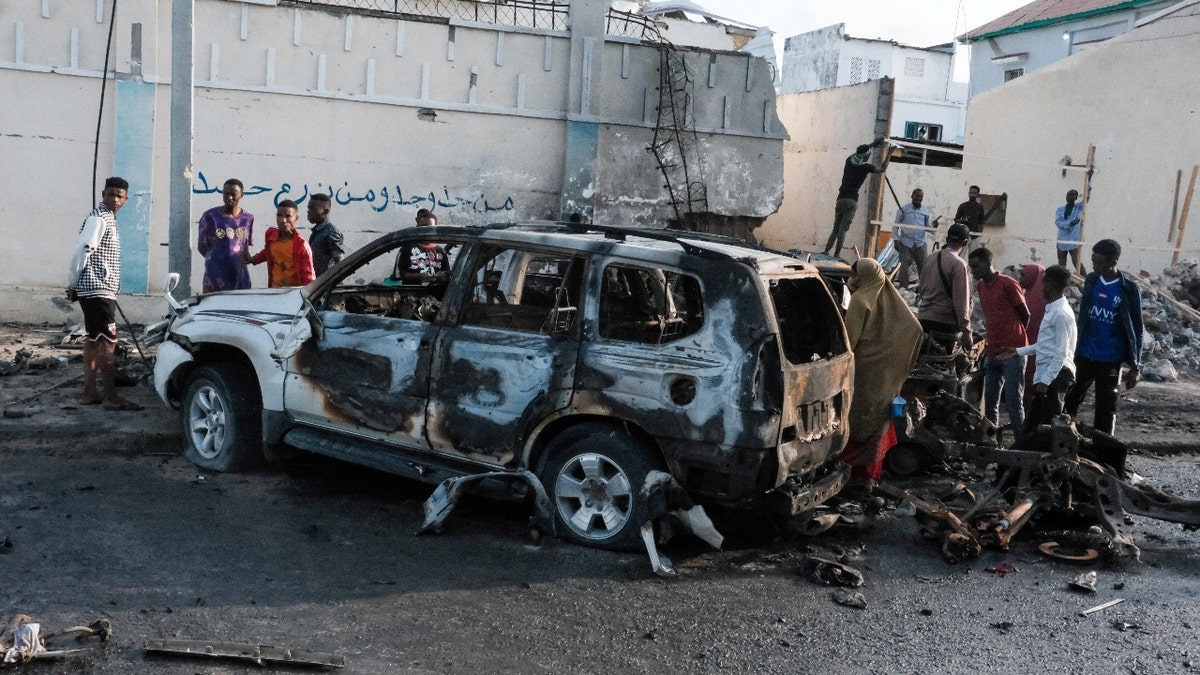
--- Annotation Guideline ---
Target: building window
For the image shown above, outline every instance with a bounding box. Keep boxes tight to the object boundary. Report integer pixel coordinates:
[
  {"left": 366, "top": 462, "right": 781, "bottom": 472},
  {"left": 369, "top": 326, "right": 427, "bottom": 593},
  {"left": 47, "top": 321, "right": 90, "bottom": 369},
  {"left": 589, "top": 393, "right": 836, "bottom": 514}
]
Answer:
[
  {"left": 867, "top": 59, "right": 881, "bottom": 80},
  {"left": 904, "top": 57, "right": 925, "bottom": 77},
  {"left": 849, "top": 57, "right": 863, "bottom": 83},
  {"left": 904, "top": 122, "right": 942, "bottom": 142},
  {"left": 1004, "top": 68, "right": 1024, "bottom": 82}
]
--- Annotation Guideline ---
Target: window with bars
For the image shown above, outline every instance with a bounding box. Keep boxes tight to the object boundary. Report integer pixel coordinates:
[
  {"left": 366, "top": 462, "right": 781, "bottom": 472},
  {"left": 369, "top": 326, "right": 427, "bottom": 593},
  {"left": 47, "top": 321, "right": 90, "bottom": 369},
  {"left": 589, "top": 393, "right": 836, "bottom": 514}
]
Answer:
[
  {"left": 904, "top": 57, "right": 925, "bottom": 77},
  {"left": 867, "top": 59, "right": 881, "bottom": 80},
  {"left": 1004, "top": 68, "right": 1024, "bottom": 82}
]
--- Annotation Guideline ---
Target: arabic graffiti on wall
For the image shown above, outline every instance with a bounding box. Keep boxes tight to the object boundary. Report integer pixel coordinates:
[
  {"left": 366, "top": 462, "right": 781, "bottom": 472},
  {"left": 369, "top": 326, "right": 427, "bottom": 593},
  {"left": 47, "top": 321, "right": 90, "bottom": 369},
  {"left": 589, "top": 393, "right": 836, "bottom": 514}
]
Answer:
[{"left": 192, "top": 172, "right": 516, "bottom": 214}]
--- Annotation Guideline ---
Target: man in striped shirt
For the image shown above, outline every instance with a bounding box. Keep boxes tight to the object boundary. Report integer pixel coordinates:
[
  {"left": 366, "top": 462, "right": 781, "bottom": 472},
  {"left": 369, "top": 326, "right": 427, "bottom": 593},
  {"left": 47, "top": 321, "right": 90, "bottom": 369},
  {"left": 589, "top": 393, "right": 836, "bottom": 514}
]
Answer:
[{"left": 66, "top": 177, "right": 143, "bottom": 411}]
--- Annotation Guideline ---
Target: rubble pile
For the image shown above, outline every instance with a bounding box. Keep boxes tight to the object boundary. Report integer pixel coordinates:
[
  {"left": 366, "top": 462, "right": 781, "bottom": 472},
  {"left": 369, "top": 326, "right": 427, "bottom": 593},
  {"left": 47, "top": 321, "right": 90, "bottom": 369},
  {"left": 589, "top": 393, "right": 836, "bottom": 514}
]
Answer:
[{"left": 1137, "top": 259, "right": 1200, "bottom": 379}]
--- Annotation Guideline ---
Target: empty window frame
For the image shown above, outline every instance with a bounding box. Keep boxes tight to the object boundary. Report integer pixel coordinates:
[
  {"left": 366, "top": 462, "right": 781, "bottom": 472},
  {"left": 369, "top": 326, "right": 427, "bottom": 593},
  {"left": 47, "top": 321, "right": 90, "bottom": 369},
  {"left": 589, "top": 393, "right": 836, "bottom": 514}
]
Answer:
[
  {"left": 599, "top": 264, "right": 703, "bottom": 344},
  {"left": 460, "top": 245, "right": 584, "bottom": 334}
]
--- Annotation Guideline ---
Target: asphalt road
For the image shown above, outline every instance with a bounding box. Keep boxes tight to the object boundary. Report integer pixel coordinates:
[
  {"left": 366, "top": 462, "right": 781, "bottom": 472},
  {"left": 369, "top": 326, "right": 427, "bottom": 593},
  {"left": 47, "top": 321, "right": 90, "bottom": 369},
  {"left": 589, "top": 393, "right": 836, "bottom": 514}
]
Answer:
[{"left": 2, "top": 327, "right": 1200, "bottom": 673}]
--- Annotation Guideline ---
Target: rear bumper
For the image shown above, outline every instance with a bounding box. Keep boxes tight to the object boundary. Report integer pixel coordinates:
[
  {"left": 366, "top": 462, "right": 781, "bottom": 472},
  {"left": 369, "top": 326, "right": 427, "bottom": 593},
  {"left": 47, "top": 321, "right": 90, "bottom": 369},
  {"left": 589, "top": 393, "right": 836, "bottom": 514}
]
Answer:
[{"left": 764, "top": 461, "right": 850, "bottom": 516}]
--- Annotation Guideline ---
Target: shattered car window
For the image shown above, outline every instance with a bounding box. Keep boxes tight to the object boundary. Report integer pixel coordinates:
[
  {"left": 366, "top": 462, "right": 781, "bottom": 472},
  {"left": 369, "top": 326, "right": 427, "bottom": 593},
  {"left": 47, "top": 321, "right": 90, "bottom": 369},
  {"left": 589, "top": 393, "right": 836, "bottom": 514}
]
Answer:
[
  {"left": 459, "top": 245, "right": 584, "bottom": 334},
  {"left": 314, "top": 239, "right": 459, "bottom": 322},
  {"left": 599, "top": 264, "right": 703, "bottom": 344},
  {"left": 769, "top": 278, "right": 848, "bottom": 364}
]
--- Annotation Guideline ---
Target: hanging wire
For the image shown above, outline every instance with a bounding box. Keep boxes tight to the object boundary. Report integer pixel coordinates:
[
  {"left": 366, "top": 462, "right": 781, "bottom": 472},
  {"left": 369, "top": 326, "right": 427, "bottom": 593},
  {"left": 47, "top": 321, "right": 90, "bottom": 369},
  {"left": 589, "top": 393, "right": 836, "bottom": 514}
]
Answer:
[{"left": 92, "top": 0, "right": 119, "bottom": 205}]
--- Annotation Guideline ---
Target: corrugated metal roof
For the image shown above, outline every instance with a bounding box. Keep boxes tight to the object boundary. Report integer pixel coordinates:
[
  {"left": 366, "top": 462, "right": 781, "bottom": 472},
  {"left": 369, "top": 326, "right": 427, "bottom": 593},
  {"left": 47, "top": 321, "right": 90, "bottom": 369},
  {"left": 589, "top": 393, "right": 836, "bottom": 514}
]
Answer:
[{"left": 960, "top": 0, "right": 1167, "bottom": 41}]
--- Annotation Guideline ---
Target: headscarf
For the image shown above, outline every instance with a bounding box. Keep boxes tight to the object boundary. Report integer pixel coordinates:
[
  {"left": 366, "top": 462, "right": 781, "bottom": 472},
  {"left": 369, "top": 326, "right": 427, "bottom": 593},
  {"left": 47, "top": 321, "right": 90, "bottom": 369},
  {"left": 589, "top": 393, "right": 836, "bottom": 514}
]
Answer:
[
  {"left": 1019, "top": 264, "right": 1047, "bottom": 343},
  {"left": 844, "top": 258, "right": 924, "bottom": 442}
]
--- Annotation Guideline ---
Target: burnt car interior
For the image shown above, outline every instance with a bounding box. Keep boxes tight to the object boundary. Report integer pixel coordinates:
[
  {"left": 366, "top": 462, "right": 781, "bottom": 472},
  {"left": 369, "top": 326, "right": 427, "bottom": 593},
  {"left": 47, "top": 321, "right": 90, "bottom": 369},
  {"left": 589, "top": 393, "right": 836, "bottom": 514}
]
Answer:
[
  {"left": 768, "top": 278, "right": 848, "bottom": 363},
  {"left": 459, "top": 245, "right": 584, "bottom": 335},
  {"left": 599, "top": 264, "right": 704, "bottom": 344},
  {"left": 314, "top": 239, "right": 460, "bottom": 322}
]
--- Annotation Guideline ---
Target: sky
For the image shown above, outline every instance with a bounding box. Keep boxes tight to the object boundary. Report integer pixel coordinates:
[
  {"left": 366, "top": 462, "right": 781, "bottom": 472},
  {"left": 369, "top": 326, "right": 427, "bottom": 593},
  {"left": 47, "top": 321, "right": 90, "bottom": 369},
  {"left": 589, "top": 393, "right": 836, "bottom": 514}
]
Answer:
[
  {"left": 691, "top": 0, "right": 1033, "bottom": 48},
  {"left": 682, "top": 0, "right": 1037, "bottom": 81}
]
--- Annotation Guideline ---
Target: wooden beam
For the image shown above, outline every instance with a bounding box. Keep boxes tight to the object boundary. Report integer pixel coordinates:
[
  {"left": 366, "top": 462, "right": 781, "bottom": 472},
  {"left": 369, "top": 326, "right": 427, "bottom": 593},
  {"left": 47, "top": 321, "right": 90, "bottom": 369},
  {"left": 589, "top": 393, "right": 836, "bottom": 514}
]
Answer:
[{"left": 1172, "top": 164, "right": 1199, "bottom": 265}]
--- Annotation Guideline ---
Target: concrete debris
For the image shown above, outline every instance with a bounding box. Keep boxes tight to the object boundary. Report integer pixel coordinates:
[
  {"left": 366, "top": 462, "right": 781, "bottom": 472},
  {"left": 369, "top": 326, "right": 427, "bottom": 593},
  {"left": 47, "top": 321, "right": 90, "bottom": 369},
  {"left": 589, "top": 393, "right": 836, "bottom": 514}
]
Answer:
[
  {"left": 1069, "top": 571, "right": 1099, "bottom": 594},
  {"left": 832, "top": 590, "right": 868, "bottom": 609}
]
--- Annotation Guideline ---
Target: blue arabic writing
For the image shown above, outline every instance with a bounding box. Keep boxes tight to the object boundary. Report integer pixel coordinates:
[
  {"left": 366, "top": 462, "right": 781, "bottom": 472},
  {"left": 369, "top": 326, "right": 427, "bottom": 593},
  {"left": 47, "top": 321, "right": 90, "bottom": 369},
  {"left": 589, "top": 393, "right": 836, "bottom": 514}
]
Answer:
[{"left": 192, "top": 172, "right": 516, "bottom": 214}]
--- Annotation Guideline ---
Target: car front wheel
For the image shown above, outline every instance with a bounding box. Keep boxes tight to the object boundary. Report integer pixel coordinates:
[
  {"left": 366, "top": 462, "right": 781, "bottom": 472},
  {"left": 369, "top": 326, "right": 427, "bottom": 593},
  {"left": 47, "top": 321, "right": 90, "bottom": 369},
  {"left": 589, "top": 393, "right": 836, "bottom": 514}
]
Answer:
[
  {"left": 538, "top": 424, "right": 660, "bottom": 550},
  {"left": 181, "top": 363, "right": 262, "bottom": 472}
]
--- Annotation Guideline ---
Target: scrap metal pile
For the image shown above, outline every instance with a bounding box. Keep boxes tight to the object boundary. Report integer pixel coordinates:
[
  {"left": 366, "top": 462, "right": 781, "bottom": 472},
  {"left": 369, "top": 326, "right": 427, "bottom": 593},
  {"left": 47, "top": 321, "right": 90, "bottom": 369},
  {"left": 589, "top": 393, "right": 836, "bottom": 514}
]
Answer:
[{"left": 879, "top": 415, "right": 1200, "bottom": 564}]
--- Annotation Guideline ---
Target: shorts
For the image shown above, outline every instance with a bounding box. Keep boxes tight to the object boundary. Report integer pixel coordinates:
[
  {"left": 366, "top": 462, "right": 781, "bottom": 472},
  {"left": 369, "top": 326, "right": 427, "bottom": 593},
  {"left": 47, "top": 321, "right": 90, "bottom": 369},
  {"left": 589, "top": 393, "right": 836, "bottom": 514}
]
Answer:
[{"left": 80, "top": 296, "right": 118, "bottom": 342}]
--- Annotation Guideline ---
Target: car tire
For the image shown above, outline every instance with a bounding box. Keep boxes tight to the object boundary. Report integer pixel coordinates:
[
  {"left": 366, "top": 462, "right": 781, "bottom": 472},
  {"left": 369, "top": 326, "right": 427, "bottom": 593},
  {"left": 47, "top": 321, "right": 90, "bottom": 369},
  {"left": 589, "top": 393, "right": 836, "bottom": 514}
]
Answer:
[
  {"left": 538, "top": 424, "right": 661, "bottom": 551},
  {"left": 181, "top": 363, "right": 263, "bottom": 472}
]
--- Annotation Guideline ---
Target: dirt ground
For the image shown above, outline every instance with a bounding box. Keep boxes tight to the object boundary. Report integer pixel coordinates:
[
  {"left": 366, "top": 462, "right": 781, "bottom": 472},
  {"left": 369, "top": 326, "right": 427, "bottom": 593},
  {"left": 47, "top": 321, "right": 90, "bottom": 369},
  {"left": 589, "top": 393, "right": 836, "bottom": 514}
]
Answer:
[{"left": 2, "top": 321, "right": 1200, "bottom": 673}]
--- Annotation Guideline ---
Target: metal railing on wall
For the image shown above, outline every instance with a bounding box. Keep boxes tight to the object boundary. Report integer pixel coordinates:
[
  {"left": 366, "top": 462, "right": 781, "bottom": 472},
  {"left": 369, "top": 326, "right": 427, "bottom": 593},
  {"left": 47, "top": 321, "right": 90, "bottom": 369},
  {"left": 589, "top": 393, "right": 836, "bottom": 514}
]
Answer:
[
  {"left": 604, "top": 8, "right": 662, "bottom": 41},
  {"left": 284, "top": 0, "right": 569, "bottom": 31}
]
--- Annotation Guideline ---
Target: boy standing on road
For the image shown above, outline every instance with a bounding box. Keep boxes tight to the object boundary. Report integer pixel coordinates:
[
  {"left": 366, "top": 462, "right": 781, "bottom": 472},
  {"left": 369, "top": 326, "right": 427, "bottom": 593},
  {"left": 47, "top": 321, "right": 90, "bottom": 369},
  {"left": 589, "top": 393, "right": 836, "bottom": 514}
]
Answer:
[
  {"left": 246, "top": 200, "right": 315, "bottom": 288},
  {"left": 306, "top": 193, "right": 345, "bottom": 276},
  {"left": 66, "top": 176, "right": 143, "bottom": 411},
  {"left": 1064, "top": 239, "right": 1144, "bottom": 435},
  {"left": 1012, "top": 265, "right": 1076, "bottom": 443},
  {"left": 198, "top": 178, "right": 254, "bottom": 292},
  {"left": 968, "top": 247, "right": 1030, "bottom": 436}
]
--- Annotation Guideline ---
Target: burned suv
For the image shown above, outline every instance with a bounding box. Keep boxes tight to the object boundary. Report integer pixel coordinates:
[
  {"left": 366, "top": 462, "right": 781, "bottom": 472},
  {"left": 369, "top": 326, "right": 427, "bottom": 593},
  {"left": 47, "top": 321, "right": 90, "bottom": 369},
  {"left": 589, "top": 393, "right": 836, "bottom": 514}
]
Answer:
[{"left": 151, "top": 223, "right": 852, "bottom": 549}]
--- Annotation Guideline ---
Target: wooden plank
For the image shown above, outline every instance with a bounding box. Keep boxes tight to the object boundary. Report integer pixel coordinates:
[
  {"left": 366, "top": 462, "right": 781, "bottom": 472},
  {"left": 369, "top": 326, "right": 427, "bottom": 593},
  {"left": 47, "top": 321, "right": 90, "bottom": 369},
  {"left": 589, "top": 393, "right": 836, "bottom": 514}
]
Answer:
[
  {"left": 1077, "top": 144, "right": 1096, "bottom": 276},
  {"left": 1173, "top": 165, "right": 1199, "bottom": 265},
  {"left": 1168, "top": 169, "right": 1183, "bottom": 243}
]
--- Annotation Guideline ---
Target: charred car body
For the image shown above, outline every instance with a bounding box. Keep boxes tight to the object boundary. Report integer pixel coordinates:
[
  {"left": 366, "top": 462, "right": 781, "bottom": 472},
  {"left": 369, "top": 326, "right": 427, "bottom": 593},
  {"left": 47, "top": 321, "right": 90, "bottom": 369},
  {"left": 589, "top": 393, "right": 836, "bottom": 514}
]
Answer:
[{"left": 150, "top": 223, "right": 853, "bottom": 549}]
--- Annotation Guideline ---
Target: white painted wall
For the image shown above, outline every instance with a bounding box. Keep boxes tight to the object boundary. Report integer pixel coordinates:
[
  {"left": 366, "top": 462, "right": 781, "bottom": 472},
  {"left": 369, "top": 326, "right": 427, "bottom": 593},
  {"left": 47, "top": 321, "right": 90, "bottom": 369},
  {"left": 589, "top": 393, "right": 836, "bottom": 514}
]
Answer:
[
  {"left": 0, "top": 0, "right": 784, "bottom": 322},
  {"left": 962, "top": 3, "right": 1200, "bottom": 275},
  {"left": 781, "top": 24, "right": 965, "bottom": 143}
]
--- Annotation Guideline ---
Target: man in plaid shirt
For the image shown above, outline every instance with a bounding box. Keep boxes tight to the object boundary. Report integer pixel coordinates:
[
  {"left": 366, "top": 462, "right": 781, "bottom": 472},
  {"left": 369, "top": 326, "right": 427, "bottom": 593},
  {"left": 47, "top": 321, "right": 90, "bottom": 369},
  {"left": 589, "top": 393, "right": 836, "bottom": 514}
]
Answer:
[{"left": 66, "top": 176, "right": 143, "bottom": 411}]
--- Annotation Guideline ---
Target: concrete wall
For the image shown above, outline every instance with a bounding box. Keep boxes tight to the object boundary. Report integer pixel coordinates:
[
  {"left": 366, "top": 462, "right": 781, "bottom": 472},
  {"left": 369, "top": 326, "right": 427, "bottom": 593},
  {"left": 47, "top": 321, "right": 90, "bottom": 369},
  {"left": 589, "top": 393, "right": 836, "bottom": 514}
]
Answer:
[
  {"left": 965, "top": 1, "right": 1172, "bottom": 98},
  {"left": 760, "top": 80, "right": 890, "bottom": 254},
  {"left": 0, "top": 0, "right": 784, "bottom": 323},
  {"left": 962, "top": 3, "right": 1200, "bottom": 275}
]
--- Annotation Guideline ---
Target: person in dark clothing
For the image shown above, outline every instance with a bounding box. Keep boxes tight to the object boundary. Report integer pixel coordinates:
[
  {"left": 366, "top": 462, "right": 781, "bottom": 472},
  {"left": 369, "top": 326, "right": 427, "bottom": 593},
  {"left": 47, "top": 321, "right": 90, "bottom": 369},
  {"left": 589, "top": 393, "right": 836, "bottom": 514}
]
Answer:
[
  {"left": 823, "top": 138, "right": 889, "bottom": 258},
  {"left": 954, "top": 185, "right": 1006, "bottom": 245},
  {"left": 306, "top": 193, "right": 345, "bottom": 276},
  {"left": 1063, "top": 239, "right": 1144, "bottom": 435}
]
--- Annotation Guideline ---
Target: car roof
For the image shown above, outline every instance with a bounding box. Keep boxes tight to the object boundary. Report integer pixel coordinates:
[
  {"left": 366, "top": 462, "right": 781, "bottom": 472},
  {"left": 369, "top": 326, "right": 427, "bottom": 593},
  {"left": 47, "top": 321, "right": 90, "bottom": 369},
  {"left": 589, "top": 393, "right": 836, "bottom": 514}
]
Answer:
[{"left": 383, "top": 221, "right": 819, "bottom": 275}]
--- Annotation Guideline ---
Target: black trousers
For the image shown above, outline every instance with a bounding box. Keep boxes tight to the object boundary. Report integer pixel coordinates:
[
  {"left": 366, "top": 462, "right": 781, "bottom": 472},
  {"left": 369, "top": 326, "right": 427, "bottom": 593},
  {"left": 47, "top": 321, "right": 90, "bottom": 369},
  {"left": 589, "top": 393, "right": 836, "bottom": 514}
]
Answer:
[
  {"left": 1064, "top": 355, "right": 1121, "bottom": 435},
  {"left": 1016, "top": 367, "right": 1075, "bottom": 447}
]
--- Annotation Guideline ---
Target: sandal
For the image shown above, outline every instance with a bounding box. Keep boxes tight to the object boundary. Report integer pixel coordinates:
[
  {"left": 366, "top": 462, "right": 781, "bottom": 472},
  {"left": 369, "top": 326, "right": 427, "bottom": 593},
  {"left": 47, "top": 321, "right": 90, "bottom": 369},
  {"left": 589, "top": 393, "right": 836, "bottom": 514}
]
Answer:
[{"left": 102, "top": 399, "right": 145, "bottom": 412}]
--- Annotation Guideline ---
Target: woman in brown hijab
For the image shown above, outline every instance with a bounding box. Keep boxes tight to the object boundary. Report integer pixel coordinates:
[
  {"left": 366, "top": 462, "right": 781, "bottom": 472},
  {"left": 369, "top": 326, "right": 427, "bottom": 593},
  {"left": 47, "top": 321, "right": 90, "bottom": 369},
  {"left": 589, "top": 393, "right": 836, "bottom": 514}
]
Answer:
[{"left": 839, "top": 258, "right": 924, "bottom": 485}]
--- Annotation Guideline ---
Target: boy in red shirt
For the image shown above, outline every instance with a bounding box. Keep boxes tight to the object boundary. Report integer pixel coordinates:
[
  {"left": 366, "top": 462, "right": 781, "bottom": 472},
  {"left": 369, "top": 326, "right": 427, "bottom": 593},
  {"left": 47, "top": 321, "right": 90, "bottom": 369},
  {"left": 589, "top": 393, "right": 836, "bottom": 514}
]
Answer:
[
  {"left": 968, "top": 247, "right": 1030, "bottom": 439},
  {"left": 245, "top": 200, "right": 315, "bottom": 288}
]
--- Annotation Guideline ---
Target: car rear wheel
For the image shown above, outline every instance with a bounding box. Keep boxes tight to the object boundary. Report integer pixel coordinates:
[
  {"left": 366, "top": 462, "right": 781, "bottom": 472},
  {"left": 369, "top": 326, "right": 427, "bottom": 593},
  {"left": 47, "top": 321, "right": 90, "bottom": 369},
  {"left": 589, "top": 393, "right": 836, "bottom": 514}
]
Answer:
[
  {"left": 181, "top": 363, "right": 262, "bottom": 472},
  {"left": 538, "top": 424, "right": 660, "bottom": 551}
]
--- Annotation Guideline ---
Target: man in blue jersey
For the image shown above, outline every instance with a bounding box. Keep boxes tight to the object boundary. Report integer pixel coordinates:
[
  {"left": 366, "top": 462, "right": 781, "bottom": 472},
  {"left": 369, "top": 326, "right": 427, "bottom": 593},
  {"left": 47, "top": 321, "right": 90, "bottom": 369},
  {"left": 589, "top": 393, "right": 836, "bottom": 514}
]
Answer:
[{"left": 1063, "top": 239, "right": 1143, "bottom": 435}]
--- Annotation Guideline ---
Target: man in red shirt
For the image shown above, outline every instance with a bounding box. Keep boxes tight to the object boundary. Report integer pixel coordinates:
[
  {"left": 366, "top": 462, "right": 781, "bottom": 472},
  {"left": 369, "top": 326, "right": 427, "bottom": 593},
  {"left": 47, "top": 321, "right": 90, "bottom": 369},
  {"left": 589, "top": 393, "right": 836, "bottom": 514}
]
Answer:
[{"left": 968, "top": 247, "right": 1030, "bottom": 439}]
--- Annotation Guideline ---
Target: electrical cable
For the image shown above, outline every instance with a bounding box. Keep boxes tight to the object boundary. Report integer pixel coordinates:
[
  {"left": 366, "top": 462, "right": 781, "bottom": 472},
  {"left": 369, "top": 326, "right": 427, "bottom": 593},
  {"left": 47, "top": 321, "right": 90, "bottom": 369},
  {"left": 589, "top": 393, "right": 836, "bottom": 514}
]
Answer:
[{"left": 92, "top": 0, "right": 119, "bottom": 205}]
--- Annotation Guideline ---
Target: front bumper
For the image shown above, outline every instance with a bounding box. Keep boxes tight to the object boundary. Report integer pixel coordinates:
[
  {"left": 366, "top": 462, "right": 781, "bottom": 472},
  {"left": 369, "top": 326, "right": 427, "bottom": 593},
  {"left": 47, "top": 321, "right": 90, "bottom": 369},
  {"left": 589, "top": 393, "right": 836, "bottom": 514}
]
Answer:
[
  {"left": 153, "top": 339, "right": 194, "bottom": 405},
  {"left": 764, "top": 461, "right": 850, "bottom": 516}
]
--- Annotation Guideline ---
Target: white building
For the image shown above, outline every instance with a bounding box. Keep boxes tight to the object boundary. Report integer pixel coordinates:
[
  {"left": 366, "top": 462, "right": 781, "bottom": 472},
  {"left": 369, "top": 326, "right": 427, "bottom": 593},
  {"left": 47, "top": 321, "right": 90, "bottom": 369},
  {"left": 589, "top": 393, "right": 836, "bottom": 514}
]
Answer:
[
  {"left": 780, "top": 24, "right": 968, "bottom": 144},
  {"left": 960, "top": 0, "right": 1175, "bottom": 99}
]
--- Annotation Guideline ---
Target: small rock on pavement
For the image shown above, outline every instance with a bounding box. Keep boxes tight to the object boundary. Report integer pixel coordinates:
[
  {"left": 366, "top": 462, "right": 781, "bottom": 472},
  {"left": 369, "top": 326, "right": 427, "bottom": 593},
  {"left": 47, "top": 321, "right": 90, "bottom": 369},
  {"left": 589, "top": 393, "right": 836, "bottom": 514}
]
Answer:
[{"left": 833, "top": 590, "right": 867, "bottom": 609}]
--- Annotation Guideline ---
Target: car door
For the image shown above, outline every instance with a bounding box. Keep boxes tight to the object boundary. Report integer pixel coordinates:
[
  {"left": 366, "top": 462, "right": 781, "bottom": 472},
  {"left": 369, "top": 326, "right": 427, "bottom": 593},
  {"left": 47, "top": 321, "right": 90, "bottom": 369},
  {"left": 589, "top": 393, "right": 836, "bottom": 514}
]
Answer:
[
  {"left": 424, "top": 244, "right": 584, "bottom": 465},
  {"left": 282, "top": 235, "right": 464, "bottom": 450}
]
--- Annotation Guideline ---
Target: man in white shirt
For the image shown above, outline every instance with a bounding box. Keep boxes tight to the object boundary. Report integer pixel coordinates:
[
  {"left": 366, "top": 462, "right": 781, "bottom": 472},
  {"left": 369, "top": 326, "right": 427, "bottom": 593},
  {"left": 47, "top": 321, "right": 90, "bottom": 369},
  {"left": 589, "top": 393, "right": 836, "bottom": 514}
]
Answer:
[{"left": 1009, "top": 265, "right": 1076, "bottom": 445}]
